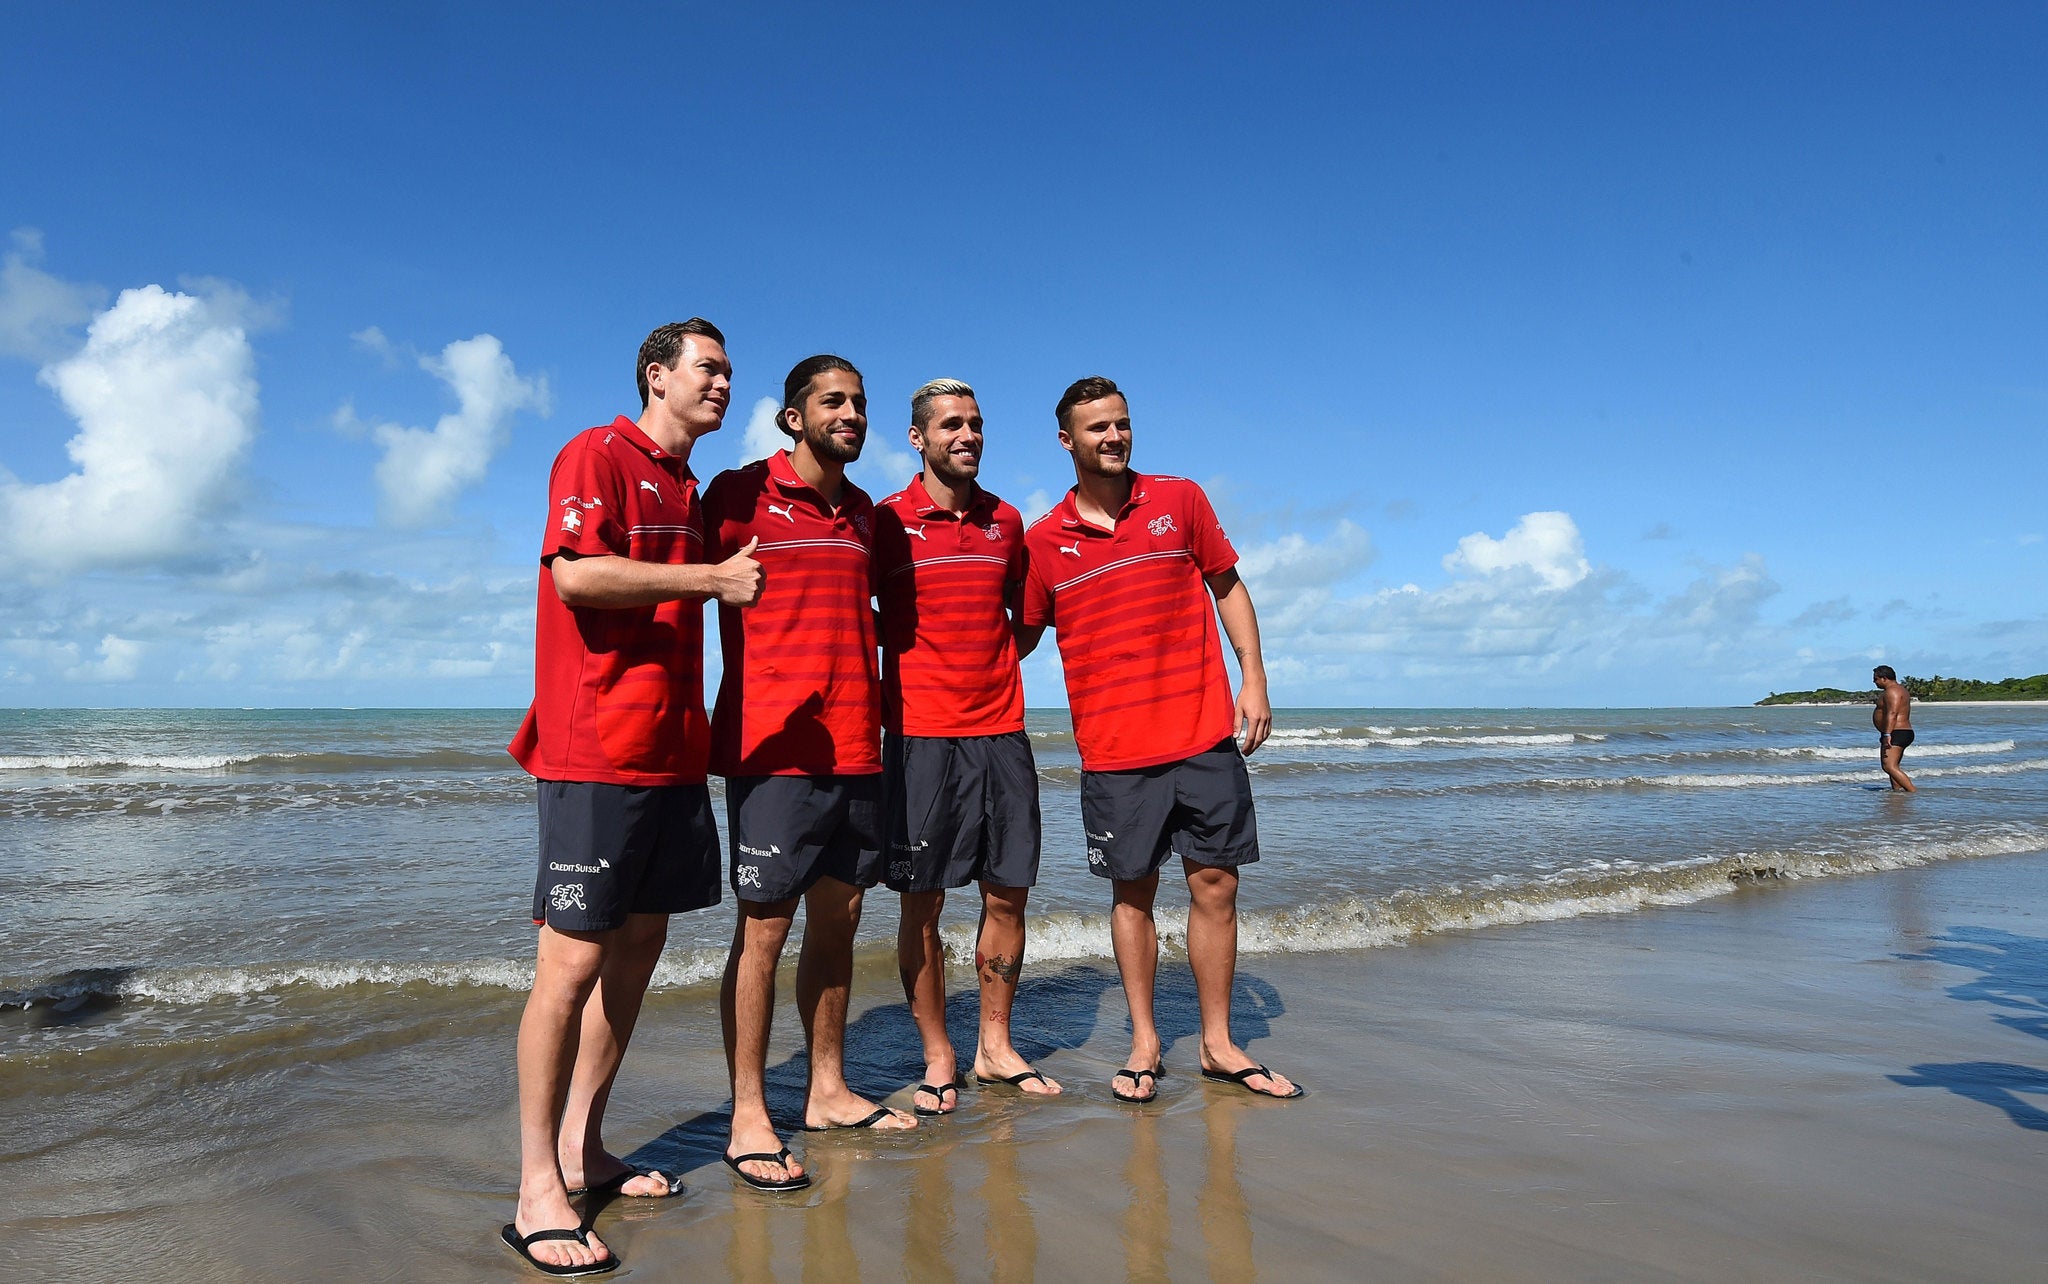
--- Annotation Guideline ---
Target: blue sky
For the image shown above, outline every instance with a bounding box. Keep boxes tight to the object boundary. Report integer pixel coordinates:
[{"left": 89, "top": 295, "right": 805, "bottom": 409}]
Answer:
[{"left": 2, "top": 2, "right": 2042, "bottom": 708}]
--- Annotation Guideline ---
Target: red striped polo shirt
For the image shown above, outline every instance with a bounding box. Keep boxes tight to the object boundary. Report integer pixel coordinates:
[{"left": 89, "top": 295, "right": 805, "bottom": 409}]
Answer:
[
  {"left": 509, "top": 416, "right": 711, "bottom": 786},
  {"left": 874, "top": 475, "right": 1027, "bottom": 737},
  {"left": 1020, "top": 474, "right": 1239, "bottom": 772},
  {"left": 702, "top": 449, "right": 882, "bottom": 777}
]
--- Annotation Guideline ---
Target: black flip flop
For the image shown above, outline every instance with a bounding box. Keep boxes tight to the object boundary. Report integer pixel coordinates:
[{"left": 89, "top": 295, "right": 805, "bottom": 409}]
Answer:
[
  {"left": 723, "top": 1146, "right": 810, "bottom": 1191},
  {"left": 1111, "top": 1067, "right": 1158, "bottom": 1103},
  {"left": 499, "top": 1224, "right": 619, "bottom": 1277},
  {"left": 912, "top": 1082, "right": 959, "bottom": 1117},
  {"left": 566, "top": 1165, "right": 683, "bottom": 1198},
  {"left": 800, "top": 1106, "right": 909, "bottom": 1131},
  {"left": 1200, "top": 1063, "right": 1304, "bottom": 1099},
  {"left": 974, "top": 1068, "right": 1051, "bottom": 1092}
]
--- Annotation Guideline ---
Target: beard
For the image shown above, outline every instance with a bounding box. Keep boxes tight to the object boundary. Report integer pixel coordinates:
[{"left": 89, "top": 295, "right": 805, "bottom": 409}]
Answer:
[
  {"left": 1077, "top": 444, "right": 1130, "bottom": 478},
  {"left": 925, "top": 445, "right": 981, "bottom": 488},
  {"left": 801, "top": 418, "right": 865, "bottom": 463}
]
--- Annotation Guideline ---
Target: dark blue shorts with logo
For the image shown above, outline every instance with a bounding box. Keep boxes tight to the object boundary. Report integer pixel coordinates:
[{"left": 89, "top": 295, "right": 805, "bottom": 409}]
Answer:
[
  {"left": 882, "top": 730, "right": 1041, "bottom": 893},
  {"left": 724, "top": 773, "right": 883, "bottom": 903},
  {"left": 1078, "top": 737, "right": 1260, "bottom": 882},
  {"left": 532, "top": 780, "right": 721, "bottom": 932}
]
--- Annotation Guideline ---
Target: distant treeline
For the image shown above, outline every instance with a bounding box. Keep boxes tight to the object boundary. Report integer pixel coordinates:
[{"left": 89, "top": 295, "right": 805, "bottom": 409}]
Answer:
[{"left": 1757, "top": 673, "right": 2048, "bottom": 705}]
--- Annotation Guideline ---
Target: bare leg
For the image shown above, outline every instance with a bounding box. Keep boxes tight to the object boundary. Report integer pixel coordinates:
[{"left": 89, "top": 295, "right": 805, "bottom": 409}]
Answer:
[
  {"left": 897, "top": 888, "right": 958, "bottom": 1113},
  {"left": 1186, "top": 859, "right": 1296, "bottom": 1097},
  {"left": 972, "top": 883, "right": 1060, "bottom": 1093},
  {"left": 513, "top": 924, "right": 616, "bottom": 1271},
  {"left": 800, "top": 876, "right": 915, "bottom": 1129},
  {"left": 558, "top": 912, "right": 678, "bottom": 1194},
  {"left": 720, "top": 898, "right": 804, "bottom": 1184},
  {"left": 1110, "top": 871, "right": 1163, "bottom": 1098},
  {"left": 1882, "top": 744, "right": 1916, "bottom": 792}
]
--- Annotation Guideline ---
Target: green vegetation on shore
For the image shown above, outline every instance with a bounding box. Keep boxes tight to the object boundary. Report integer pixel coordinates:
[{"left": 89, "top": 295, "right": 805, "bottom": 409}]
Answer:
[{"left": 1757, "top": 673, "right": 2048, "bottom": 705}]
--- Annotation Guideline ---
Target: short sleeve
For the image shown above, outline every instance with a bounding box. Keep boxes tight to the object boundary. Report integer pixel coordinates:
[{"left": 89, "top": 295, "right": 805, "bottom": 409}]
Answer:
[
  {"left": 699, "top": 471, "right": 744, "bottom": 563},
  {"left": 1020, "top": 538, "right": 1054, "bottom": 626},
  {"left": 542, "top": 436, "right": 626, "bottom": 562},
  {"left": 1185, "top": 485, "right": 1238, "bottom": 578}
]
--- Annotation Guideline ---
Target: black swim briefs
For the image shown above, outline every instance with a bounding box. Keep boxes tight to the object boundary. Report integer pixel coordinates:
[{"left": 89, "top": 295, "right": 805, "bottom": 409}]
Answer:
[
  {"left": 1078, "top": 737, "right": 1260, "bottom": 882},
  {"left": 532, "top": 781, "right": 721, "bottom": 932},
  {"left": 882, "top": 730, "right": 1041, "bottom": 893},
  {"left": 724, "top": 774, "right": 883, "bottom": 902},
  {"left": 1884, "top": 729, "right": 1916, "bottom": 750}
]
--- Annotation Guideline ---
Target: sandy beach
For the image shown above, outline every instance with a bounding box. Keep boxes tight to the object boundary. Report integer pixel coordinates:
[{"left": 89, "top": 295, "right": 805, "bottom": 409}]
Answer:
[{"left": 12, "top": 846, "right": 2047, "bottom": 1281}]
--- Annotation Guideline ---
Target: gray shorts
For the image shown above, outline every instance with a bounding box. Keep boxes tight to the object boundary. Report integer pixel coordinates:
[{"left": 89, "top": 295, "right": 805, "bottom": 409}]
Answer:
[
  {"left": 724, "top": 774, "right": 883, "bottom": 903},
  {"left": 532, "top": 781, "right": 721, "bottom": 931},
  {"left": 1078, "top": 738, "right": 1260, "bottom": 882},
  {"left": 883, "top": 730, "right": 1041, "bottom": 893}
]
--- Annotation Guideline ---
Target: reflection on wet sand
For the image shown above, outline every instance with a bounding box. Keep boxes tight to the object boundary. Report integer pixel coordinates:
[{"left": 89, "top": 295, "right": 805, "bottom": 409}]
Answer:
[
  {"left": 904, "top": 1129, "right": 958, "bottom": 1281},
  {"left": 1199, "top": 1097, "right": 1257, "bottom": 1283},
  {"left": 980, "top": 1111, "right": 1036, "bottom": 1282},
  {"left": 803, "top": 1151, "right": 860, "bottom": 1282},
  {"left": 1120, "top": 1095, "right": 1260, "bottom": 1280}
]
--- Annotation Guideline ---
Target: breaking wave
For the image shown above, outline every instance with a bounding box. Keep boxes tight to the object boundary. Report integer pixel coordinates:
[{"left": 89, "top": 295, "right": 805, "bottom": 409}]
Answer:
[{"left": 11, "top": 824, "right": 2040, "bottom": 1014}]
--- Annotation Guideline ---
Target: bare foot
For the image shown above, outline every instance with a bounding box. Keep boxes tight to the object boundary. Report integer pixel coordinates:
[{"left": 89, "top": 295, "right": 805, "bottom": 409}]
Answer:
[
  {"left": 1200, "top": 1043, "right": 1299, "bottom": 1098},
  {"left": 513, "top": 1181, "right": 614, "bottom": 1271},
  {"left": 1111, "top": 1066, "right": 1158, "bottom": 1102},
  {"left": 727, "top": 1122, "right": 806, "bottom": 1186},
  {"left": 973, "top": 1048, "right": 1062, "bottom": 1095},
  {"left": 562, "top": 1151, "right": 679, "bottom": 1198},
  {"left": 912, "top": 1082, "right": 959, "bottom": 1114},
  {"left": 805, "top": 1088, "right": 918, "bottom": 1131}
]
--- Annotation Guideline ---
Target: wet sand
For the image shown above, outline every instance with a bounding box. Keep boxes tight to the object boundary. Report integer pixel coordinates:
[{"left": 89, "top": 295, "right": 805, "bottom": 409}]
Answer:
[{"left": 15, "top": 850, "right": 2048, "bottom": 1281}]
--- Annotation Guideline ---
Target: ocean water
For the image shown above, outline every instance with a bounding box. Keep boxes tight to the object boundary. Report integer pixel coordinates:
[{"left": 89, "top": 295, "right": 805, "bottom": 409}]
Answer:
[{"left": 3, "top": 703, "right": 2044, "bottom": 1075}]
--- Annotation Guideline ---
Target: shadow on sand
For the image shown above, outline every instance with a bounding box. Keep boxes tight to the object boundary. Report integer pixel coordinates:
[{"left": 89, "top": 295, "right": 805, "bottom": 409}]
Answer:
[
  {"left": 1889, "top": 926, "right": 2048, "bottom": 1131},
  {"left": 619, "top": 959, "right": 1291, "bottom": 1182}
]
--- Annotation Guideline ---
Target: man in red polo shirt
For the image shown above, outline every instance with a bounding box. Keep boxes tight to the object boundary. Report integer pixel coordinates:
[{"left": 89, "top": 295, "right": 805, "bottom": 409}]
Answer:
[
  {"left": 1019, "top": 376, "right": 1301, "bottom": 1106},
  {"left": 503, "top": 320, "right": 764, "bottom": 1275},
  {"left": 875, "top": 379, "right": 1060, "bottom": 1117},
  {"left": 704, "top": 354, "right": 916, "bottom": 1194}
]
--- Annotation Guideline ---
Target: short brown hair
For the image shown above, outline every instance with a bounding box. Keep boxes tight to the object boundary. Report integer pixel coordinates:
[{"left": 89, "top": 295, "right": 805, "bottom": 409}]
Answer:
[
  {"left": 1873, "top": 664, "right": 1897, "bottom": 681},
  {"left": 636, "top": 318, "right": 727, "bottom": 408},
  {"left": 1056, "top": 375, "right": 1123, "bottom": 428},
  {"left": 781, "top": 354, "right": 863, "bottom": 437}
]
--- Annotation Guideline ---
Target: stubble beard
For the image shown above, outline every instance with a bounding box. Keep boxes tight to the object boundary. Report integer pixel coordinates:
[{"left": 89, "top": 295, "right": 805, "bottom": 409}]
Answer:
[{"left": 804, "top": 419, "right": 865, "bottom": 463}]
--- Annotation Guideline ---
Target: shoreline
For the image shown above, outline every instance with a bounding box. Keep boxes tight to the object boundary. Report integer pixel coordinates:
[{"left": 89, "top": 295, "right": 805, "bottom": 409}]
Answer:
[{"left": 10, "top": 848, "right": 2048, "bottom": 1280}]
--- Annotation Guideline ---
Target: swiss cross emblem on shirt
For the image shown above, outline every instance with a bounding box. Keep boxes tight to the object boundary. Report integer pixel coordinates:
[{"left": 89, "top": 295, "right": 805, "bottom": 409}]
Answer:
[
  {"left": 561, "top": 509, "right": 583, "bottom": 533},
  {"left": 1148, "top": 514, "right": 1177, "bottom": 536}
]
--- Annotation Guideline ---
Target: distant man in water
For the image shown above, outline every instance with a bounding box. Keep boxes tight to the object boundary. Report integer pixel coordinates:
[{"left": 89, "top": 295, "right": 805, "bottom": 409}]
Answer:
[
  {"left": 1017, "top": 376, "right": 1300, "bottom": 1104},
  {"left": 704, "top": 354, "right": 916, "bottom": 1196},
  {"left": 504, "top": 319, "right": 763, "bottom": 1275},
  {"left": 1873, "top": 665, "right": 1916, "bottom": 792},
  {"left": 874, "top": 379, "right": 1059, "bottom": 1114}
]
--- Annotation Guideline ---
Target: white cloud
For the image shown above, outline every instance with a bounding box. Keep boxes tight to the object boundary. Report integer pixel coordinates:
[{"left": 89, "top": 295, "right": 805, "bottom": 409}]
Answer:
[
  {"left": 0, "top": 229, "right": 106, "bottom": 361},
  {"left": 735, "top": 395, "right": 785, "bottom": 467},
  {"left": 1443, "top": 511, "right": 1589, "bottom": 590},
  {"left": 351, "top": 325, "right": 400, "bottom": 365},
  {"left": 850, "top": 440, "right": 918, "bottom": 495},
  {"left": 1019, "top": 489, "right": 1054, "bottom": 523},
  {"left": 370, "top": 334, "right": 548, "bottom": 527},
  {"left": 1, "top": 283, "right": 258, "bottom": 572}
]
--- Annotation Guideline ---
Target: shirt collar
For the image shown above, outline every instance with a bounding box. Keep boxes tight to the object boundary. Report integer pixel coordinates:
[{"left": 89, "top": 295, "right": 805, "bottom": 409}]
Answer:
[
  {"left": 610, "top": 416, "right": 697, "bottom": 481},
  {"left": 905, "top": 472, "right": 995, "bottom": 520},
  {"left": 1057, "top": 473, "right": 1148, "bottom": 529}
]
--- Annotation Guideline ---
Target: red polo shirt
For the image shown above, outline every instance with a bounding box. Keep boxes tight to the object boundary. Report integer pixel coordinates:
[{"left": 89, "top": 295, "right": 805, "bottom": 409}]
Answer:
[
  {"left": 509, "top": 416, "right": 710, "bottom": 785},
  {"left": 874, "top": 475, "right": 1027, "bottom": 737},
  {"left": 1020, "top": 474, "right": 1239, "bottom": 772},
  {"left": 702, "top": 449, "right": 882, "bottom": 777}
]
